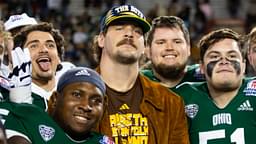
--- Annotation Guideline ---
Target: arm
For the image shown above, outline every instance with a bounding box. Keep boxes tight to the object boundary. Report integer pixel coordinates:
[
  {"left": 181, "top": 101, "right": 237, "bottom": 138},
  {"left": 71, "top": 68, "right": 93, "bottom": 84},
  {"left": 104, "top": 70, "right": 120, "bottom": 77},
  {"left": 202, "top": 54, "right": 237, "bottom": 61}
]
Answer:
[
  {"left": 8, "top": 136, "right": 31, "bottom": 144},
  {"left": 171, "top": 96, "right": 190, "bottom": 144},
  {"left": 0, "top": 104, "right": 32, "bottom": 144}
]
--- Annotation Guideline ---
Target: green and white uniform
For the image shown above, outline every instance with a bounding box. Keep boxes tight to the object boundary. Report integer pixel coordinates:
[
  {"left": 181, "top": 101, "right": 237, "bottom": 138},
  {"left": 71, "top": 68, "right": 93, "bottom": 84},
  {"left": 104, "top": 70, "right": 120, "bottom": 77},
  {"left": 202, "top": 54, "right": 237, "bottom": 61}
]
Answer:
[
  {"left": 0, "top": 78, "right": 52, "bottom": 111},
  {"left": 141, "top": 64, "right": 205, "bottom": 89},
  {"left": 0, "top": 102, "right": 114, "bottom": 144},
  {"left": 173, "top": 78, "right": 256, "bottom": 144},
  {"left": 31, "top": 83, "right": 54, "bottom": 110}
]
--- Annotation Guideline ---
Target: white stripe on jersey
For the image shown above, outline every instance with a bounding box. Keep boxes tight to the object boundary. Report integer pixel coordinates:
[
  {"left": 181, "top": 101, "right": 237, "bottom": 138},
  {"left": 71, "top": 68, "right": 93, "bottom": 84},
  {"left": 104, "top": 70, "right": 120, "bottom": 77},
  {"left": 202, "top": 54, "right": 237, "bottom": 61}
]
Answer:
[
  {"left": 6, "top": 129, "right": 31, "bottom": 143},
  {"left": 0, "top": 108, "right": 9, "bottom": 116}
]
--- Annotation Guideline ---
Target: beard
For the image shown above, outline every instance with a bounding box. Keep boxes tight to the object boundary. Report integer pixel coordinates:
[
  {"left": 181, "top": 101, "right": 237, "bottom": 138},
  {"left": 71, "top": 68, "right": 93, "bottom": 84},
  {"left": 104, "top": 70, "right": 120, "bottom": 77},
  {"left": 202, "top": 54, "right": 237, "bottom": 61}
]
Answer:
[
  {"left": 114, "top": 53, "right": 138, "bottom": 64},
  {"left": 112, "top": 49, "right": 141, "bottom": 64},
  {"left": 152, "top": 62, "right": 187, "bottom": 80}
]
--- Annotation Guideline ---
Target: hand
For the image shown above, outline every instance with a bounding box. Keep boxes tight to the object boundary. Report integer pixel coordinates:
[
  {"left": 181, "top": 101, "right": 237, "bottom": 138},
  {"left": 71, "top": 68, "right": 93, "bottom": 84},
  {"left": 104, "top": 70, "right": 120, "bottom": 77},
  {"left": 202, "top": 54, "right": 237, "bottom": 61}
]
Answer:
[
  {"left": 8, "top": 47, "right": 32, "bottom": 88},
  {"left": 7, "top": 47, "right": 32, "bottom": 103}
]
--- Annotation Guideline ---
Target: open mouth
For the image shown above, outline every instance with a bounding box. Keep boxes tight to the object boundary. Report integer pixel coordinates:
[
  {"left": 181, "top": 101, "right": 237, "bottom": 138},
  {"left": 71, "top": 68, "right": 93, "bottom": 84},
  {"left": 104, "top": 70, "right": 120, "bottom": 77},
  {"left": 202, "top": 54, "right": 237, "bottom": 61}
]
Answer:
[{"left": 36, "top": 57, "right": 51, "bottom": 71}]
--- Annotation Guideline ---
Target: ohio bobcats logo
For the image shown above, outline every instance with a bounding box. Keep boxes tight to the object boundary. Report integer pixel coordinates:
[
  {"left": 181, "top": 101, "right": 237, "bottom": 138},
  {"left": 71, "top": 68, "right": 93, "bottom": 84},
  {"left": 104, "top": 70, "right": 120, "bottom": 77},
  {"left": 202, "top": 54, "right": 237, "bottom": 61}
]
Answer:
[
  {"left": 39, "top": 124, "right": 55, "bottom": 142},
  {"left": 185, "top": 104, "right": 199, "bottom": 119}
]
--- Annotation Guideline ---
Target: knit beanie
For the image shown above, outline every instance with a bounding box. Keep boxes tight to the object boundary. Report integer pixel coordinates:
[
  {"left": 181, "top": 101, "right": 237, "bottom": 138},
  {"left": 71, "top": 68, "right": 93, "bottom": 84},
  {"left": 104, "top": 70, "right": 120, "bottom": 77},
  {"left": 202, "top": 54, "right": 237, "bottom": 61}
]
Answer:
[{"left": 57, "top": 67, "right": 106, "bottom": 94}]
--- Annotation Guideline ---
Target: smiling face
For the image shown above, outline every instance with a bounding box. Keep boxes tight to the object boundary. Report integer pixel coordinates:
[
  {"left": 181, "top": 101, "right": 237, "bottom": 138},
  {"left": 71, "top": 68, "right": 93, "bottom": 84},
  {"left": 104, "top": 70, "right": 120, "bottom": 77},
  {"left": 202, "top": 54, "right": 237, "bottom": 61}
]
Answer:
[
  {"left": 98, "top": 22, "right": 145, "bottom": 64},
  {"left": 201, "top": 38, "right": 245, "bottom": 91},
  {"left": 24, "top": 31, "right": 60, "bottom": 82},
  {"left": 52, "top": 82, "right": 104, "bottom": 140},
  {"left": 148, "top": 27, "right": 190, "bottom": 79}
]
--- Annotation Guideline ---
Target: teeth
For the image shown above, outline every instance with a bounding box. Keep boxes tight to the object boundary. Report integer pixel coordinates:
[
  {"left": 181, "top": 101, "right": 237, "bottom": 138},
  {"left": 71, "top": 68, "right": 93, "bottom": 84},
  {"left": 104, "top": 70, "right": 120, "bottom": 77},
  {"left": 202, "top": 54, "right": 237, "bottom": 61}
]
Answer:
[
  {"left": 37, "top": 58, "right": 50, "bottom": 62},
  {"left": 75, "top": 116, "right": 88, "bottom": 121},
  {"left": 164, "top": 55, "right": 176, "bottom": 58}
]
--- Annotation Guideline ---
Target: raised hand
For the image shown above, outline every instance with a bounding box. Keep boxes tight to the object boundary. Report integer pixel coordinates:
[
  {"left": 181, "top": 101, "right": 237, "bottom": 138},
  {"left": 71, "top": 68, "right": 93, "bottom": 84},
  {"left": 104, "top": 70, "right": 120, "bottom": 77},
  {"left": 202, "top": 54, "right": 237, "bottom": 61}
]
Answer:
[
  {"left": 8, "top": 47, "right": 31, "bottom": 87},
  {"left": 7, "top": 47, "right": 32, "bottom": 103}
]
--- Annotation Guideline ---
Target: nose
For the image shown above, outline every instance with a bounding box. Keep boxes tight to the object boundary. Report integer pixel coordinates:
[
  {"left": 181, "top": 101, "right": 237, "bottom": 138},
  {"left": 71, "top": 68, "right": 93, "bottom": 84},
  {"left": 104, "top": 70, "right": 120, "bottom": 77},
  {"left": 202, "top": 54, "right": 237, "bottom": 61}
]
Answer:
[
  {"left": 79, "top": 98, "right": 93, "bottom": 112},
  {"left": 39, "top": 44, "right": 49, "bottom": 53},
  {"left": 124, "top": 26, "right": 134, "bottom": 39},
  {"left": 219, "top": 57, "right": 230, "bottom": 65},
  {"left": 166, "top": 41, "right": 174, "bottom": 50}
]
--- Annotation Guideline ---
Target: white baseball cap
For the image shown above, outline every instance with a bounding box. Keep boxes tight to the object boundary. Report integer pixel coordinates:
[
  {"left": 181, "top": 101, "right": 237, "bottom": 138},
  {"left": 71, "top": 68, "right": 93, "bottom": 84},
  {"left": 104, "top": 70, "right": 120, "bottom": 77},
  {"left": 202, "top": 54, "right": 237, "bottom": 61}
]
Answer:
[{"left": 4, "top": 13, "right": 37, "bottom": 31}]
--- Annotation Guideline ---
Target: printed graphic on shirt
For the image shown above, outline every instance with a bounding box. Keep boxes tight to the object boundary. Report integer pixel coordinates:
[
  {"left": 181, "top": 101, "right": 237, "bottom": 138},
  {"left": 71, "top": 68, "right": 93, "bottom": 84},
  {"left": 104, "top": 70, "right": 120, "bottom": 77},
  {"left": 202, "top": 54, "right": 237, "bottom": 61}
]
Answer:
[
  {"left": 109, "top": 113, "right": 148, "bottom": 144},
  {"left": 237, "top": 100, "right": 254, "bottom": 111},
  {"left": 99, "top": 135, "right": 115, "bottom": 144},
  {"left": 38, "top": 124, "right": 55, "bottom": 142},
  {"left": 243, "top": 80, "right": 256, "bottom": 96},
  {"left": 185, "top": 104, "right": 199, "bottom": 119}
]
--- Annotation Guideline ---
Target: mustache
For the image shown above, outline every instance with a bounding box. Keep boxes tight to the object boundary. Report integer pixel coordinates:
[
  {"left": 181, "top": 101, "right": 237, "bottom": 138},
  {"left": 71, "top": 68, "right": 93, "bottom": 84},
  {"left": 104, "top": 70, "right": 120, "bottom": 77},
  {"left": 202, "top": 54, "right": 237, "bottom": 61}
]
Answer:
[{"left": 116, "top": 38, "right": 136, "bottom": 48}]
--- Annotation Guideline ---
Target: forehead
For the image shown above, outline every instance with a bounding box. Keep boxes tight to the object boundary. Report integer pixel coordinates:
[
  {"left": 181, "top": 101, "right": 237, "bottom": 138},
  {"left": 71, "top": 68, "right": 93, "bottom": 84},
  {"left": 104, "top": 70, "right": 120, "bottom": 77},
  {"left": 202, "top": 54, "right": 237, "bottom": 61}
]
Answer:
[
  {"left": 153, "top": 27, "right": 184, "bottom": 39},
  {"left": 26, "top": 31, "right": 54, "bottom": 43},
  {"left": 206, "top": 38, "right": 240, "bottom": 54},
  {"left": 63, "top": 82, "right": 103, "bottom": 96}
]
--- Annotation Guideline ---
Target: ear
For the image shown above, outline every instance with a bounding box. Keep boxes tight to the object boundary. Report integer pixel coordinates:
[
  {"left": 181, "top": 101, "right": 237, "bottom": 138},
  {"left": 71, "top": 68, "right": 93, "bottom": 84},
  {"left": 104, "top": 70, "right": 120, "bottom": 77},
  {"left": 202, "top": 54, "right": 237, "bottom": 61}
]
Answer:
[
  {"left": 97, "top": 33, "right": 105, "bottom": 48},
  {"left": 47, "top": 91, "right": 59, "bottom": 115}
]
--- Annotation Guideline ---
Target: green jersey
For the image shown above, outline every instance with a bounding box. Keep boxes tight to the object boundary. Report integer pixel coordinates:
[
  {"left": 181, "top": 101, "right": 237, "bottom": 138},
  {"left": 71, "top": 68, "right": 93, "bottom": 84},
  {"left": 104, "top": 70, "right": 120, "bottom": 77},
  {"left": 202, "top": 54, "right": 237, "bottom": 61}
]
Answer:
[
  {"left": 173, "top": 78, "right": 256, "bottom": 144},
  {"left": 31, "top": 92, "right": 47, "bottom": 110},
  {"left": 0, "top": 80, "right": 50, "bottom": 111},
  {"left": 141, "top": 64, "right": 205, "bottom": 88},
  {"left": 0, "top": 102, "right": 114, "bottom": 144},
  {"left": 31, "top": 83, "right": 55, "bottom": 111}
]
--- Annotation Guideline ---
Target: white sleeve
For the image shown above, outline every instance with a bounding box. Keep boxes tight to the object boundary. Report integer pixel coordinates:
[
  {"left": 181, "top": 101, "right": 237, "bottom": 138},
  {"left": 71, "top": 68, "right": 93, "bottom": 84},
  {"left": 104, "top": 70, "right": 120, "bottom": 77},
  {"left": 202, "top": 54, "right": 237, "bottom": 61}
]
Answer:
[
  {"left": 6, "top": 129, "right": 32, "bottom": 143},
  {"left": 9, "top": 86, "right": 32, "bottom": 104}
]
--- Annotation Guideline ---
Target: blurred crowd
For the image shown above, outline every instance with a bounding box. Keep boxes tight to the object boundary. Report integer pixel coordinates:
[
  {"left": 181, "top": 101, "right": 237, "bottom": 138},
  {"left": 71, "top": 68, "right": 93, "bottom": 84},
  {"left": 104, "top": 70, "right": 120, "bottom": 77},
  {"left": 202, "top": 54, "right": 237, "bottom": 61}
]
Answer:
[
  {"left": 1, "top": 1, "right": 256, "bottom": 143},
  {"left": 0, "top": 0, "right": 255, "bottom": 67}
]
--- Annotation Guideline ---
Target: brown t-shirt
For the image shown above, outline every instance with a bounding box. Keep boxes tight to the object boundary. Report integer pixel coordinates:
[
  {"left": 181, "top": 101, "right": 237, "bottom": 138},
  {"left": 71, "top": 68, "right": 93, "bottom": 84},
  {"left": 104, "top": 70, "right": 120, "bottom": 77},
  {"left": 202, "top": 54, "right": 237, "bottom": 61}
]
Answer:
[
  {"left": 106, "top": 78, "right": 148, "bottom": 144},
  {"left": 106, "top": 78, "right": 143, "bottom": 114}
]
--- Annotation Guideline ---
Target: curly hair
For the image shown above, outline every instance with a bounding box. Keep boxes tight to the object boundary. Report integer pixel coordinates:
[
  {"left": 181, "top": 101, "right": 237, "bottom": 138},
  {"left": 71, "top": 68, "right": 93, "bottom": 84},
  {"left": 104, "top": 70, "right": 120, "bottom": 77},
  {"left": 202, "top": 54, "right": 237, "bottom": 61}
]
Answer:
[{"left": 13, "top": 22, "right": 65, "bottom": 60}]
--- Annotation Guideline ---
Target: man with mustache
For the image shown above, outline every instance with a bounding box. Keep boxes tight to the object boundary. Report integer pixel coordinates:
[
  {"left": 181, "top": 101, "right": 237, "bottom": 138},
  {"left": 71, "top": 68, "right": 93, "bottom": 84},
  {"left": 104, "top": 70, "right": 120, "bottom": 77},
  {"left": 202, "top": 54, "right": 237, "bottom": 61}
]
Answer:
[
  {"left": 96, "top": 4, "right": 189, "bottom": 144},
  {"left": 173, "top": 28, "right": 256, "bottom": 143},
  {"left": 142, "top": 16, "right": 204, "bottom": 89}
]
